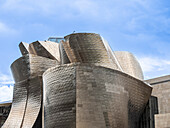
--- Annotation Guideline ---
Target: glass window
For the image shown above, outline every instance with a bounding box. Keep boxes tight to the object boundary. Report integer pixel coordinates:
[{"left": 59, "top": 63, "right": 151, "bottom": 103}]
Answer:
[
  {"left": 48, "top": 37, "right": 64, "bottom": 43},
  {"left": 48, "top": 38, "right": 57, "bottom": 42}
]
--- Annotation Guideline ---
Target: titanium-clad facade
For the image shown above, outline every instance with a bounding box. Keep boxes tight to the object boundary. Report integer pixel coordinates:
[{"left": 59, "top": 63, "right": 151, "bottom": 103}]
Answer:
[
  {"left": 43, "top": 64, "right": 151, "bottom": 128},
  {"left": 3, "top": 42, "right": 58, "bottom": 128},
  {"left": 63, "top": 33, "right": 121, "bottom": 70},
  {"left": 114, "top": 51, "right": 144, "bottom": 80},
  {"left": 3, "top": 33, "right": 152, "bottom": 128}
]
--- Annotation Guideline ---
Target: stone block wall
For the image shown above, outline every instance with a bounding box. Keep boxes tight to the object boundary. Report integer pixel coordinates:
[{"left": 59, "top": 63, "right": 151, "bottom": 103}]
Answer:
[{"left": 146, "top": 75, "right": 170, "bottom": 128}]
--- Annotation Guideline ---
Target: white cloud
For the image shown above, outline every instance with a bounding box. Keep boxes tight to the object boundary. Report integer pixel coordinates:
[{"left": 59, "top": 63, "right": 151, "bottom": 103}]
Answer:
[
  {"left": 0, "top": 0, "right": 150, "bottom": 20},
  {"left": 0, "top": 0, "right": 169, "bottom": 80},
  {"left": 0, "top": 73, "right": 14, "bottom": 85},
  {"left": 1, "top": 0, "right": 34, "bottom": 12},
  {"left": 0, "top": 22, "right": 17, "bottom": 35},
  {"left": 138, "top": 57, "right": 170, "bottom": 72},
  {"left": 137, "top": 56, "right": 170, "bottom": 79},
  {"left": 0, "top": 73, "right": 14, "bottom": 102},
  {"left": 0, "top": 85, "right": 13, "bottom": 102},
  {"left": 0, "top": 0, "right": 165, "bottom": 22},
  {"left": 0, "top": 0, "right": 167, "bottom": 31}
]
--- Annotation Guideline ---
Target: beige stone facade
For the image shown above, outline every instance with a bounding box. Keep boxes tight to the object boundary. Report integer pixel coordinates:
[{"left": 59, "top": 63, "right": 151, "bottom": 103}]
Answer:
[{"left": 146, "top": 75, "right": 170, "bottom": 128}]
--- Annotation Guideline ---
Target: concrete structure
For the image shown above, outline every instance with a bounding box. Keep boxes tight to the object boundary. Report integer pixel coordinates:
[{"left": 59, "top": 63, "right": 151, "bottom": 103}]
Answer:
[
  {"left": 3, "top": 33, "right": 153, "bottom": 128},
  {"left": 146, "top": 75, "right": 170, "bottom": 128}
]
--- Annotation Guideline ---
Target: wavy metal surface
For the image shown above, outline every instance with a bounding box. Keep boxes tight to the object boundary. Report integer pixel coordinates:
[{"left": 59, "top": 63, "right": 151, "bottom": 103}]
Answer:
[
  {"left": 21, "top": 76, "right": 42, "bottom": 128},
  {"left": 4, "top": 33, "right": 151, "bottom": 128},
  {"left": 43, "top": 65, "right": 76, "bottom": 128},
  {"left": 2, "top": 80, "right": 28, "bottom": 128},
  {"left": 10, "top": 54, "right": 58, "bottom": 83},
  {"left": 43, "top": 64, "right": 152, "bottom": 128},
  {"left": 114, "top": 51, "right": 144, "bottom": 80},
  {"left": 63, "top": 33, "right": 120, "bottom": 70},
  {"left": 3, "top": 54, "right": 58, "bottom": 128}
]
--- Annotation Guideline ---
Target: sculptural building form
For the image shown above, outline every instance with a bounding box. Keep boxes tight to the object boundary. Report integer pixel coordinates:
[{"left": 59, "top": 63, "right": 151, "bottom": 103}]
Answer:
[{"left": 2, "top": 33, "right": 152, "bottom": 128}]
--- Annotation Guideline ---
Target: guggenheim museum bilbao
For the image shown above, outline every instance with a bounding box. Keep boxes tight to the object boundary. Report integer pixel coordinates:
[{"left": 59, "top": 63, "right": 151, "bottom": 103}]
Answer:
[{"left": 0, "top": 33, "right": 170, "bottom": 128}]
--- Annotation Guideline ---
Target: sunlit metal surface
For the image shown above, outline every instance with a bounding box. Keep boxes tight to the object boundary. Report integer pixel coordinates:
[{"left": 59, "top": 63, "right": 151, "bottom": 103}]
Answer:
[
  {"left": 4, "top": 33, "right": 152, "bottom": 128},
  {"left": 3, "top": 42, "right": 58, "bottom": 128}
]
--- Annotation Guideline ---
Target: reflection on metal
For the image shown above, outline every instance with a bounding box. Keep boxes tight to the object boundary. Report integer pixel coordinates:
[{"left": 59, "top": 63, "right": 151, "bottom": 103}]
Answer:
[
  {"left": 101, "top": 36, "right": 123, "bottom": 72},
  {"left": 43, "top": 63, "right": 152, "bottom": 128},
  {"left": 3, "top": 33, "right": 152, "bottom": 128},
  {"left": 3, "top": 42, "right": 58, "bottom": 128},
  {"left": 43, "top": 33, "right": 151, "bottom": 128},
  {"left": 29, "top": 41, "right": 60, "bottom": 61},
  {"left": 114, "top": 51, "right": 144, "bottom": 80}
]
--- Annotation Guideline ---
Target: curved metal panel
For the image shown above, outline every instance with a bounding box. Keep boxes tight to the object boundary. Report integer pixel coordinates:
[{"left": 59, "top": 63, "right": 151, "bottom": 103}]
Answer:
[
  {"left": 76, "top": 64, "right": 150, "bottom": 128},
  {"left": 59, "top": 42, "right": 70, "bottom": 64},
  {"left": 43, "top": 65, "right": 76, "bottom": 128},
  {"left": 2, "top": 80, "right": 28, "bottom": 128},
  {"left": 114, "top": 51, "right": 144, "bottom": 80},
  {"left": 5, "top": 33, "right": 151, "bottom": 128},
  {"left": 4, "top": 54, "right": 58, "bottom": 128},
  {"left": 19, "top": 42, "right": 30, "bottom": 55},
  {"left": 11, "top": 54, "right": 58, "bottom": 83},
  {"left": 29, "top": 55, "right": 59, "bottom": 76},
  {"left": 29, "top": 41, "right": 60, "bottom": 61},
  {"left": 63, "top": 33, "right": 120, "bottom": 70},
  {"left": 11, "top": 54, "right": 30, "bottom": 83},
  {"left": 43, "top": 64, "right": 152, "bottom": 128},
  {"left": 21, "top": 76, "right": 42, "bottom": 128}
]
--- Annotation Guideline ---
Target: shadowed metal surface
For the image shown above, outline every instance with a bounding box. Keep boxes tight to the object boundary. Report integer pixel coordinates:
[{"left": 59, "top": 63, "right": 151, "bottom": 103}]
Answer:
[
  {"left": 43, "top": 64, "right": 152, "bottom": 128},
  {"left": 21, "top": 76, "right": 42, "bottom": 128},
  {"left": 59, "top": 42, "right": 70, "bottom": 64},
  {"left": 4, "top": 33, "right": 152, "bottom": 128},
  {"left": 29, "top": 41, "right": 60, "bottom": 61},
  {"left": 43, "top": 65, "right": 76, "bottom": 128},
  {"left": 19, "top": 42, "right": 30, "bottom": 55}
]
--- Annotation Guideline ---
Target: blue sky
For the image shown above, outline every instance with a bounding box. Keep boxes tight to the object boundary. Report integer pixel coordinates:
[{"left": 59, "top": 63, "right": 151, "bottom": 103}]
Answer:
[{"left": 0, "top": 0, "right": 170, "bottom": 102}]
